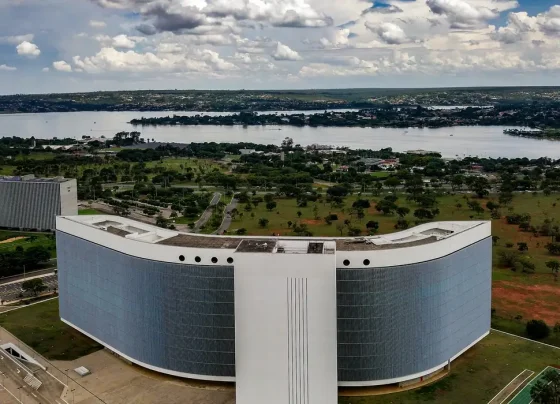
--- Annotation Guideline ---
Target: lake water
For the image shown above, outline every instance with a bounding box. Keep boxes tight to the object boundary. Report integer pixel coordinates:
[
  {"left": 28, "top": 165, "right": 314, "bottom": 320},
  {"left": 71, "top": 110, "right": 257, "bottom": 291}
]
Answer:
[{"left": 1, "top": 110, "right": 559, "bottom": 159}]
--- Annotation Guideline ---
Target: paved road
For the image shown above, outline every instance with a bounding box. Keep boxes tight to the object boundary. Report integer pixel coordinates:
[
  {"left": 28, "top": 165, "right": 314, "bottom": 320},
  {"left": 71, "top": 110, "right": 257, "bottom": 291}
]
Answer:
[
  {"left": 0, "top": 269, "right": 55, "bottom": 286},
  {"left": 213, "top": 198, "right": 238, "bottom": 235},
  {"left": 194, "top": 192, "right": 221, "bottom": 232},
  {"left": 0, "top": 274, "right": 58, "bottom": 303}
]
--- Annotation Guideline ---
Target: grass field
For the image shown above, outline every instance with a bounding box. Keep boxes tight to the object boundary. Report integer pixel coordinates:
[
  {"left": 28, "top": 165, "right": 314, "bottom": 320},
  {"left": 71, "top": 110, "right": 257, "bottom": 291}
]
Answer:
[
  {"left": 0, "top": 299, "right": 102, "bottom": 360},
  {"left": 231, "top": 192, "right": 560, "bottom": 327},
  {"left": 0, "top": 230, "right": 57, "bottom": 258},
  {"left": 339, "top": 331, "right": 560, "bottom": 404}
]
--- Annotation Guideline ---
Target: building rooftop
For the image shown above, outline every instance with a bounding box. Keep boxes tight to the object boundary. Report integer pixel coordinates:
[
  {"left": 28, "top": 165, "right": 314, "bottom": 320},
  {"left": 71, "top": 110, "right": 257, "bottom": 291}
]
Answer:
[
  {"left": 59, "top": 215, "right": 486, "bottom": 252},
  {"left": 0, "top": 175, "right": 72, "bottom": 183}
]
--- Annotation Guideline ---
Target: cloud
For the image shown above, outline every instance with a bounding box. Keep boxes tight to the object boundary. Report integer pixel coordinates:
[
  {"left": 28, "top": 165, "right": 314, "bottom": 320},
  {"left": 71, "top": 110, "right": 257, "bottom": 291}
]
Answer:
[
  {"left": 53, "top": 60, "right": 73, "bottom": 72},
  {"left": 112, "top": 34, "right": 137, "bottom": 48},
  {"left": 89, "top": 20, "right": 107, "bottom": 28},
  {"left": 271, "top": 42, "right": 301, "bottom": 61},
  {"left": 95, "top": 34, "right": 143, "bottom": 49},
  {"left": 16, "top": 41, "right": 41, "bottom": 57},
  {"left": 319, "top": 28, "right": 350, "bottom": 49},
  {"left": 92, "top": 0, "right": 333, "bottom": 33},
  {"left": 0, "top": 64, "right": 17, "bottom": 71},
  {"left": 71, "top": 47, "right": 237, "bottom": 73},
  {"left": 42, "top": 67, "right": 50, "bottom": 72},
  {"left": 0, "top": 34, "right": 34, "bottom": 45},
  {"left": 427, "top": 0, "right": 499, "bottom": 28},
  {"left": 362, "top": 4, "right": 403, "bottom": 16},
  {"left": 539, "top": 5, "right": 560, "bottom": 35},
  {"left": 365, "top": 21, "right": 408, "bottom": 44}
]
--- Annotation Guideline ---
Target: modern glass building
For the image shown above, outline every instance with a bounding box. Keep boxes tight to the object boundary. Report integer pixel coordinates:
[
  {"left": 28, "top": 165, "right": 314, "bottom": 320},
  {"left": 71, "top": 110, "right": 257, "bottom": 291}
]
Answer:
[
  {"left": 56, "top": 215, "right": 491, "bottom": 404},
  {"left": 0, "top": 175, "right": 77, "bottom": 230}
]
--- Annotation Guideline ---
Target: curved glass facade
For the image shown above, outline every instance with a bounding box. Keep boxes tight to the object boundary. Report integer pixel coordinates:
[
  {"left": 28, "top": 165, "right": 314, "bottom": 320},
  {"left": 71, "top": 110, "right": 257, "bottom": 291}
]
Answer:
[
  {"left": 57, "top": 232, "right": 235, "bottom": 378},
  {"left": 57, "top": 232, "right": 491, "bottom": 383},
  {"left": 337, "top": 237, "right": 492, "bottom": 383}
]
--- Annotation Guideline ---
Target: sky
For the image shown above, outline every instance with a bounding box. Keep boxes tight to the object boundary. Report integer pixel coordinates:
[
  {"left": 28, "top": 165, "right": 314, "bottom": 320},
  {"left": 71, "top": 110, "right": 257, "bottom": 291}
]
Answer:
[{"left": 0, "top": 0, "right": 559, "bottom": 94}]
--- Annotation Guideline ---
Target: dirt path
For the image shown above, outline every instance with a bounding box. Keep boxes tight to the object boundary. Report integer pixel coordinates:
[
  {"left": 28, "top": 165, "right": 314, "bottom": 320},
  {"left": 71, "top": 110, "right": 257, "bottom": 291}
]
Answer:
[{"left": 0, "top": 236, "right": 27, "bottom": 244}]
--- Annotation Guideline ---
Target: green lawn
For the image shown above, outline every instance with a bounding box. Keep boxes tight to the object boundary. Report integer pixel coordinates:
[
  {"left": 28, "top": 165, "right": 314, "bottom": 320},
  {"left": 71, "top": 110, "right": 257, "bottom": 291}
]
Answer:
[
  {"left": 0, "top": 299, "right": 102, "bottom": 360},
  {"left": 78, "top": 208, "right": 104, "bottom": 215},
  {"left": 339, "top": 331, "right": 560, "bottom": 404},
  {"left": 0, "top": 230, "right": 57, "bottom": 258}
]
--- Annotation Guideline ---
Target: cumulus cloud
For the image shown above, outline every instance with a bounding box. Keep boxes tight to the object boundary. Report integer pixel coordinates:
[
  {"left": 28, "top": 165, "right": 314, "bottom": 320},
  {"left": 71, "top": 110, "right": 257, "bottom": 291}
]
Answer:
[
  {"left": 53, "top": 60, "right": 72, "bottom": 72},
  {"left": 95, "top": 34, "right": 143, "bottom": 49},
  {"left": 92, "top": 0, "right": 333, "bottom": 33},
  {"left": 112, "top": 34, "right": 137, "bottom": 48},
  {"left": 319, "top": 28, "right": 350, "bottom": 49},
  {"left": 427, "top": 0, "right": 499, "bottom": 28},
  {"left": 16, "top": 41, "right": 41, "bottom": 57},
  {"left": 365, "top": 22, "right": 408, "bottom": 44},
  {"left": 271, "top": 42, "right": 302, "bottom": 61},
  {"left": 89, "top": 20, "right": 107, "bottom": 28},
  {"left": 0, "top": 64, "right": 17, "bottom": 71},
  {"left": 0, "top": 34, "right": 34, "bottom": 45},
  {"left": 491, "top": 6, "right": 560, "bottom": 44},
  {"left": 71, "top": 47, "right": 237, "bottom": 73}
]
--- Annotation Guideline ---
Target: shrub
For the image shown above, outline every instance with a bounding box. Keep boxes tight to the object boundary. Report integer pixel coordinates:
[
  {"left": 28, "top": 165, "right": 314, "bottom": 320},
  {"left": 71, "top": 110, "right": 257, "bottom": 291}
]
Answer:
[{"left": 526, "top": 319, "right": 550, "bottom": 340}]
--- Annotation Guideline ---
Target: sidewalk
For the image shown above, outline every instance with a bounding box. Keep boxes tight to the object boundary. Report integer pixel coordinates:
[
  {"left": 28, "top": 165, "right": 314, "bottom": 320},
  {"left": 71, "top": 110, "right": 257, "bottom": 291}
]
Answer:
[{"left": 0, "top": 325, "right": 104, "bottom": 403}]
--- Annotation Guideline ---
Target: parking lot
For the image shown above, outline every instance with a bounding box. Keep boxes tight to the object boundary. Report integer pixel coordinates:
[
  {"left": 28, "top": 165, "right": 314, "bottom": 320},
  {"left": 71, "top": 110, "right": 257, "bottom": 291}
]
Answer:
[{"left": 0, "top": 274, "right": 58, "bottom": 303}]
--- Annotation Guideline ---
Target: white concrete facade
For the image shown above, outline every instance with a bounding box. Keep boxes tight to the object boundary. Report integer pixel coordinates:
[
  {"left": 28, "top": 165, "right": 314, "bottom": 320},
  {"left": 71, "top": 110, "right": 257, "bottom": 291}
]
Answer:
[{"left": 234, "top": 241, "right": 338, "bottom": 404}]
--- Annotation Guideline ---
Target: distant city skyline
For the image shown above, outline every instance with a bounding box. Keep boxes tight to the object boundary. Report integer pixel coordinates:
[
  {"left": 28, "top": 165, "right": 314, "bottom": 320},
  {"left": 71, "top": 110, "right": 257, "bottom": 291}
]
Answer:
[{"left": 0, "top": 0, "right": 560, "bottom": 94}]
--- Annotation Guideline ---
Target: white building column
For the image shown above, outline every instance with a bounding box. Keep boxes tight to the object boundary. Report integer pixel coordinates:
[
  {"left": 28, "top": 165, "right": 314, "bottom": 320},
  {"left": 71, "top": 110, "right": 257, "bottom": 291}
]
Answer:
[{"left": 234, "top": 240, "right": 338, "bottom": 404}]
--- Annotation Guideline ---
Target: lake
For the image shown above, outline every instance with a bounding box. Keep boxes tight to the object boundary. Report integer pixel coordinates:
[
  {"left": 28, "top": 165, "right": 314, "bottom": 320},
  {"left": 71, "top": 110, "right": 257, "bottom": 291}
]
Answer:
[{"left": 1, "top": 110, "right": 559, "bottom": 159}]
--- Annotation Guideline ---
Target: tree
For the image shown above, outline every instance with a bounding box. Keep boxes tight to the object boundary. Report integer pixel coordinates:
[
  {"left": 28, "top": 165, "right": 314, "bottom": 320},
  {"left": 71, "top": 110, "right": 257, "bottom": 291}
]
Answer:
[
  {"left": 22, "top": 278, "right": 47, "bottom": 296},
  {"left": 352, "top": 199, "right": 371, "bottom": 209},
  {"left": 395, "top": 218, "right": 409, "bottom": 230},
  {"left": 113, "top": 205, "right": 130, "bottom": 217},
  {"left": 264, "top": 193, "right": 275, "bottom": 203},
  {"left": 366, "top": 221, "right": 379, "bottom": 230},
  {"left": 546, "top": 243, "right": 560, "bottom": 255},
  {"left": 396, "top": 206, "right": 410, "bottom": 218},
  {"left": 375, "top": 199, "right": 397, "bottom": 215},
  {"left": 514, "top": 257, "right": 536, "bottom": 274},
  {"left": 336, "top": 223, "right": 345, "bottom": 236},
  {"left": 297, "top": 211, "right": 302, "bottom": 218},
  {"left": 258, "top": 218, "right": 269, "bottom": 228},
  {"left": 499, "top": 191, "right": 514, "bottom": 206},
  {"left": 498, "top": 249, "right": 520, "bottom": 267},
  {"left": 486, "top": 201, "right": 500, "bottom": 211},
  {"left": 518, "top": 242, "right": 529, "bottom": 252},
  {"left": 469, "top": 177, "right": 490, "bottom": 198},
  {"left": 526, "top": 319, "right": 551, "bottom": 340},
  {"left": 451, "top": 175, "right": 464, "bottom": 191},
  {"left": 530, "top": 369, "right": 560, "bottom": 404},
  {"left": 546, "top": 260, "right": 560, "bottom": 281},
  {"left": 266, "top": 201, "right": 277, "bottom": 211},
  {"left": 236, "top": 228, "right": 247, "bottom": 235},
  {"left": 492, "top": 236, "right": 500, "bottom": 246},
  {"left": 348, "top": 227, "right": 361, "bottom": 237},
  {"left": 384, "top": 176, "right": 401, "bottom": 192}
]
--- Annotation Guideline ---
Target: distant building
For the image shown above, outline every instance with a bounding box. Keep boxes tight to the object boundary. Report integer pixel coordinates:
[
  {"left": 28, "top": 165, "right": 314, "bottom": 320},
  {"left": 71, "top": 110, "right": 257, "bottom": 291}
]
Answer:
[
  {"left": 0, "top": 175, "right": 77, "bottom": 230},
  {"left": 378, "top": 159, "right": 400, "bottom": 170},
  {"left": 406, "top": 149, "right": 440, "bottom": 156},
  {"left": 239, "top": 149, "right": 257, "bottom": 155}
]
